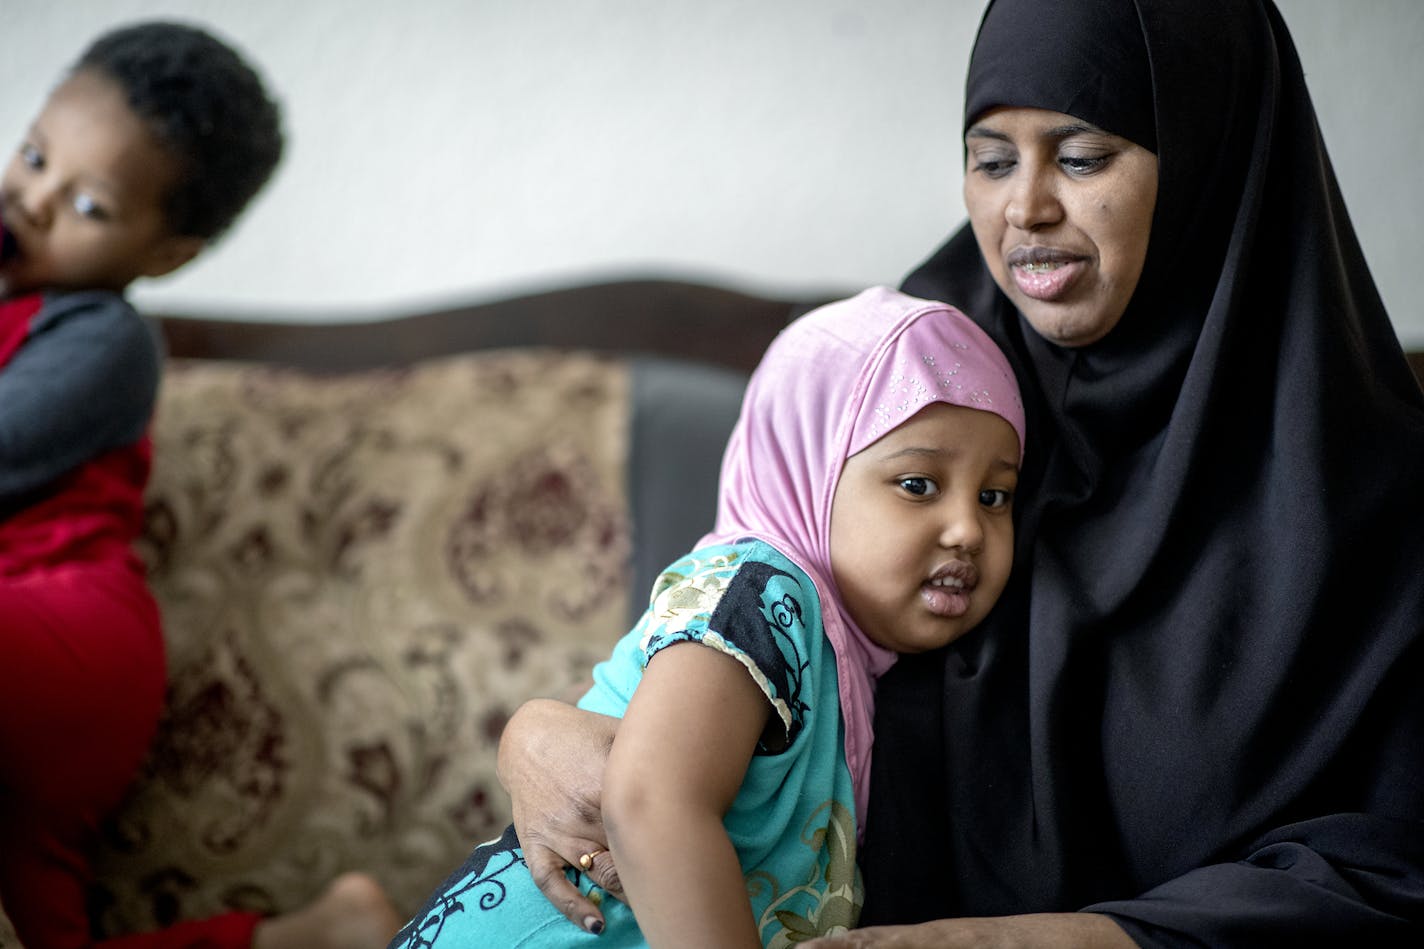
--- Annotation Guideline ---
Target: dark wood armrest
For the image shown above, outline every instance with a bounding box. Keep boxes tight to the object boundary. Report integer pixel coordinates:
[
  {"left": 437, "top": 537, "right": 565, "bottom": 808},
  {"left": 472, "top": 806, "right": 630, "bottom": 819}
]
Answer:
[
  {"left": 154, "top": 278, "right": 844, "bottom": 374},
  {"left": 150, "top": 275, "right": 1424, "bottom": 391}
]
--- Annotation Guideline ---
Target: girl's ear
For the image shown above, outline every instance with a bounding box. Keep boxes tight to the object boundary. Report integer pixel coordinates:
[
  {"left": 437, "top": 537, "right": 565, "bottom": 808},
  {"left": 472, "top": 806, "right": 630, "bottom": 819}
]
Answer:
[{"left": 142, "top": 234, "right": 206, "bottom": 278}]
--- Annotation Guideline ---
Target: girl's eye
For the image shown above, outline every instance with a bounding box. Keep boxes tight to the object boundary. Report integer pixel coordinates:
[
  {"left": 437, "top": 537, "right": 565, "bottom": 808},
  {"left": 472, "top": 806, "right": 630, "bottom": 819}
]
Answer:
[
  {"left": 979, "top": 488, "right": 1013, "bottom": 510},
  {"left": 20, "top": 143, "right": 43, "bottom": 169},
  {"left": 73, "top": 192, "right": 109, "bottom": 220},
  {"left": 897, "top": 477, "right": 940, "bottom": 498}
]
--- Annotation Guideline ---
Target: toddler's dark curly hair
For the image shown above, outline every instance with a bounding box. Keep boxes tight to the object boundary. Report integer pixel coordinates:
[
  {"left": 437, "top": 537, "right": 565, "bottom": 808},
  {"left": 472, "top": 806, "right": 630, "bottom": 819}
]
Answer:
[{"left": 76, "top": 21, "right": 283, "bottom": 241}]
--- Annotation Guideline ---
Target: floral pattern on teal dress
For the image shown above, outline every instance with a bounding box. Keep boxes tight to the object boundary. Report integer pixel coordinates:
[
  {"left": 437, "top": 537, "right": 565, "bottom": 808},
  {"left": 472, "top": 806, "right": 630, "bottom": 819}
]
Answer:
[{"left": 389, "top": 540, "right": 862, "bottom": 947}]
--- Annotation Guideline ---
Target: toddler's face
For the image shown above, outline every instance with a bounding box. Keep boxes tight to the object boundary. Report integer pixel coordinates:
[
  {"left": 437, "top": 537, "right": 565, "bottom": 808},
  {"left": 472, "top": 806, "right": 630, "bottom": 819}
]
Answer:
[
  {"left": 828, "top": 401, "right": 1019, "bottom": 653},
  {"left": 0, "top": 69, "right": 198, "bottom": 296}
]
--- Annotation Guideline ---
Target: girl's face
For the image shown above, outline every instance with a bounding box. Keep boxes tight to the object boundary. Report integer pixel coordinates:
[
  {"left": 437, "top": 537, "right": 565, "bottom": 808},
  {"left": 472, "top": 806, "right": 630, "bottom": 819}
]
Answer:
[
  {"left": 829, "top": 401, "right": 1019, "bottom": 653},
  {"left": 0, "top": 69, "right": 200, "bottom": 296},
  {"left": 963, "top": 106, "right": 1158, "bottom": 348}
]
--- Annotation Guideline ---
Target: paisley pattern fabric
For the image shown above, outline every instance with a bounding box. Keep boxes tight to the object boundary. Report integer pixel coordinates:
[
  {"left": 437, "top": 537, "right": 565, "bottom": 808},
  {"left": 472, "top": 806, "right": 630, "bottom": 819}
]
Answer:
[
  {"left": 392, "top": 540, "right": 862, "bottom": 948},
  {"left": 82, "top": 350, "right": 632, "bottom": 934}
]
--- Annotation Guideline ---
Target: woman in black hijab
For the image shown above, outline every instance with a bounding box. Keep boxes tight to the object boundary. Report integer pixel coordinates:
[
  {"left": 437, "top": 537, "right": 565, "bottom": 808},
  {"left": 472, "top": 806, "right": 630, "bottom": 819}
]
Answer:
[
  {"left": 840, "top": 0, "right": 1424, "bottom": 943},
  {"left": 497, "top": 0, "right": 1424, "bottom": 944}
]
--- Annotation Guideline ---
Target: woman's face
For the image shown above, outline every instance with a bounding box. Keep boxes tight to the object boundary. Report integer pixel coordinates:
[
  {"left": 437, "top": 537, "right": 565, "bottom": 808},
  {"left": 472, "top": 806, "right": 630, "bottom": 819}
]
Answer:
[{"left": 963, "top": 107, "right": 1158, "bottom": 348}]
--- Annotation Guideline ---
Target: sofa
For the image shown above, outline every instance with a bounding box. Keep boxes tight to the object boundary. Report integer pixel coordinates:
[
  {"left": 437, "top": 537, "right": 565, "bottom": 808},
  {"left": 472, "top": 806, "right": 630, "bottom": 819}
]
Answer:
[
  {"left": 0, "top": 278, "right": 830, "bottom": 945},
  {"left": 1, "top": 278, "right": 1420, "bottom": 946}
]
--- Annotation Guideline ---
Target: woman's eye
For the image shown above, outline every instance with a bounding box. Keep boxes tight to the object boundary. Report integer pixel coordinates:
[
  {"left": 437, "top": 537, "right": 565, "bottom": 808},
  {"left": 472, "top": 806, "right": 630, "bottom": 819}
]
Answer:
[
  {"left": 20, "top": 143, "right": 42, "bottom": 169},
  {"left": 73, "top": 192, "right": 108, "bottom": 220},
  {"left": 970, "top": 158, "right": 1014, "bottom": 179},
  {"left": 897, "top": 477, "right": 939, "bottom": 498},
  {"left": 979, "top": 488, "right": 1013, "bottom": 510},
  {"left": 966, "top": 143, "right": 1016, "bottom": 179},
  {"left": 1059, "top": 153, "right": 1109, "bottom": 175}
]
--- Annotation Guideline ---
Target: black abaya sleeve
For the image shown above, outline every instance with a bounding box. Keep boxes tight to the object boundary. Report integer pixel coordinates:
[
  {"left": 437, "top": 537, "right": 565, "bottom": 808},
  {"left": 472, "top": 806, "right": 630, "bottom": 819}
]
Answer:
[{"left": 1094, "top": 815, "right": 1424, "bottom": 945}]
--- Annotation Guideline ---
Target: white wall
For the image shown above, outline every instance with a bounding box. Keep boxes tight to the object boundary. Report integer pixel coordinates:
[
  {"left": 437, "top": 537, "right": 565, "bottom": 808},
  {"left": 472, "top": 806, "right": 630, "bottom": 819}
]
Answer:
[{"left": 3, "top": 0, "right": 1421, "bottom": 347}]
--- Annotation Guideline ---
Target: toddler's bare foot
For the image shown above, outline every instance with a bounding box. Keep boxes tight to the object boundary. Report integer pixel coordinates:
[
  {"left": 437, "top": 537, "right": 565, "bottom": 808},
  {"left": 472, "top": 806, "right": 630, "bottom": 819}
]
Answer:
[{"left": 253, "top": 872, "right": 402, "bottom": 949}]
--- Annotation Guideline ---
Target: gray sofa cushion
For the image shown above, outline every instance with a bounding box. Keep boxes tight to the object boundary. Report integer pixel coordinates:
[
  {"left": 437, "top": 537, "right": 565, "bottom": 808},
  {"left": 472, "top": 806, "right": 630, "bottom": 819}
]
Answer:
[{"left": 625, "top": 356, "right": 748, "bottom": 625}]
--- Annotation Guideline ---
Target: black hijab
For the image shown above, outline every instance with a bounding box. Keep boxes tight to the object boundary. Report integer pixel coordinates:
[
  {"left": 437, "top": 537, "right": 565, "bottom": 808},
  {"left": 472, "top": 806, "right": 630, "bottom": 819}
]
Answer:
[{"left": 863, "top": 0, "right": 1424, "bottom": 941}]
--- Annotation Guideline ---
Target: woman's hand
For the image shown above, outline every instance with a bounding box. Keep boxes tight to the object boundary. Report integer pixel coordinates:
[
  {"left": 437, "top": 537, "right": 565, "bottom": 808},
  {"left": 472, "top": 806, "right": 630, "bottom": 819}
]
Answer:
[
  {"left": 495, "top": 697, "right": 624, "bottom": 933},
  {"left": 800, "top": 913, "right": 1134, "bottom": 948}
]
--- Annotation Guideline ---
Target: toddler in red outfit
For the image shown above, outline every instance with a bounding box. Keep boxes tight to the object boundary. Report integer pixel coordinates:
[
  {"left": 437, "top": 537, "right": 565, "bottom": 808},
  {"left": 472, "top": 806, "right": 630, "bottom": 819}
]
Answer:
[{"left": 0, "top": 21, "right": 398, "bottom": 949}]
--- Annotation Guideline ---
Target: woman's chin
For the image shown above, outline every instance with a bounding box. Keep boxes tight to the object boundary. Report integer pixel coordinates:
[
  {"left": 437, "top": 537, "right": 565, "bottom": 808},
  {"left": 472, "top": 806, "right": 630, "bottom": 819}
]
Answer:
[{"left": 1017, "top": 299, "right": 1124, "bottom": 348}]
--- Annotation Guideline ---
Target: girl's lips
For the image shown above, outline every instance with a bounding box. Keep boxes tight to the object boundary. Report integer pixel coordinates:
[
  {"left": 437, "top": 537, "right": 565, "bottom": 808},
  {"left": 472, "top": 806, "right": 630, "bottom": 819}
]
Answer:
[
  {"left": 920, "top": 561, "right": 977, "bottom": 618},
  {"left": 921, "top": 584, "right": 971, "bottom": 618}
]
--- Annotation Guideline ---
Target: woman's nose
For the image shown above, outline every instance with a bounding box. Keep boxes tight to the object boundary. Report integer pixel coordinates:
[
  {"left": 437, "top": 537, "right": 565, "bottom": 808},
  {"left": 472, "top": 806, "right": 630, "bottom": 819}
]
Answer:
[{"left": 1004, "top": 167, "right": 1061, "bottom": 232}]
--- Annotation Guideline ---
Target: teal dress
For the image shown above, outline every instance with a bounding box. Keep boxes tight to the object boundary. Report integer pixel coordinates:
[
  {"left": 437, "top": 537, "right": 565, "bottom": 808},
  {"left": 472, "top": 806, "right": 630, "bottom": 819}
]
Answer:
[{"left": 390, "top": 540, "right": 863, "bottom": 948}]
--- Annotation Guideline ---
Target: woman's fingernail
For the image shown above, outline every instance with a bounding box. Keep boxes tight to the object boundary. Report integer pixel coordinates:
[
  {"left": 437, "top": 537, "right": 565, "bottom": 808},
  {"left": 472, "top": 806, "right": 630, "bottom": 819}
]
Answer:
[{"left": 583, "top": 916, "right": 604, "bottom": 935}]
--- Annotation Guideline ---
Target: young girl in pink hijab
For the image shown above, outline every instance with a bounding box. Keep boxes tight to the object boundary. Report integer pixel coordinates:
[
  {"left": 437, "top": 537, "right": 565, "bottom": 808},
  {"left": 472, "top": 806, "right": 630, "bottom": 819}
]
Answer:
[{"left": 392, "top": 286, "right": 1025, "bottom": 948}]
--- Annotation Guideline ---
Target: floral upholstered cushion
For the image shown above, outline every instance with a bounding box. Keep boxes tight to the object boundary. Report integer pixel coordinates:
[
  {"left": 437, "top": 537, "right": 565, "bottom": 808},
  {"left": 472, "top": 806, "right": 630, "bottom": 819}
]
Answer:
[{"left": 87, "top": 349, "right": 632, "bottom": 934}]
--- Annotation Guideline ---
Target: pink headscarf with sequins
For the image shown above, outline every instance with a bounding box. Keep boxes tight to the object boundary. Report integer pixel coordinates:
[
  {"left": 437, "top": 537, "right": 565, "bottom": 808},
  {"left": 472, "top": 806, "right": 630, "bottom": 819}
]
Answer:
[{"left": 697, "top": 285, "right": 1025, "bottom": 833}]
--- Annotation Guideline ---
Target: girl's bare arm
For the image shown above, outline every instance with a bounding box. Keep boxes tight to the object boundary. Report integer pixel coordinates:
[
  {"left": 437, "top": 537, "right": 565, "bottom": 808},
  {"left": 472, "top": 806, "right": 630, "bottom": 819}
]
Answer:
[{"left": 603, "top": 640, "right": 771, "bottom": 949}]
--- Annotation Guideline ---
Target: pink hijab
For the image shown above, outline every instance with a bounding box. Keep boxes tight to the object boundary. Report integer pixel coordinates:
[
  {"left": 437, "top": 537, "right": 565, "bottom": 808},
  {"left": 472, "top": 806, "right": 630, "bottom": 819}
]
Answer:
[{"left": 697, "top": 286, "right": 1025, "bottom": 831}]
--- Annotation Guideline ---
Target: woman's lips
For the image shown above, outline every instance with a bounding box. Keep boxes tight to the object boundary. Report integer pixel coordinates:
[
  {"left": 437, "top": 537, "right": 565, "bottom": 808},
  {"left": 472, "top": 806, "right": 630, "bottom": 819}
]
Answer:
[{"left": 1007, "top": 247, "right": 1087, "bottom": 302}]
